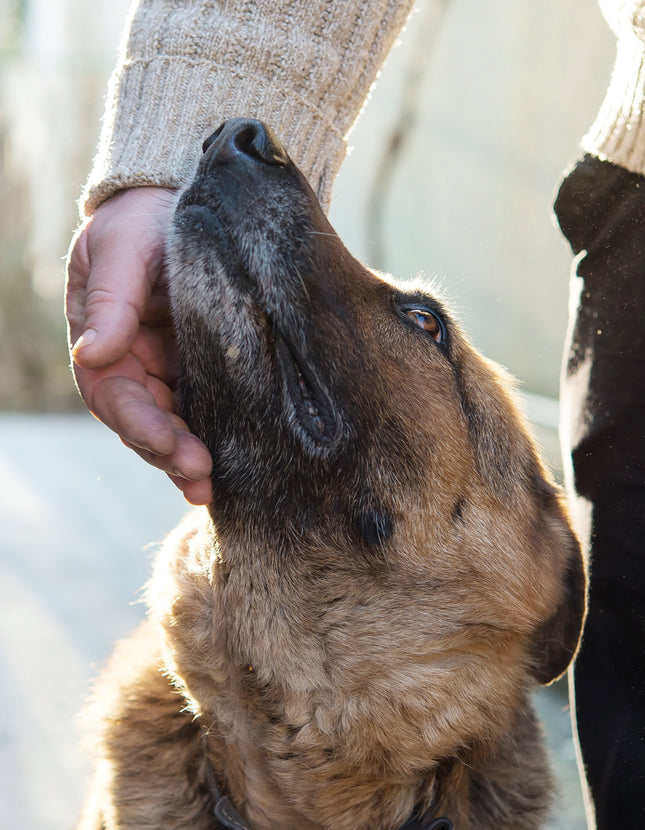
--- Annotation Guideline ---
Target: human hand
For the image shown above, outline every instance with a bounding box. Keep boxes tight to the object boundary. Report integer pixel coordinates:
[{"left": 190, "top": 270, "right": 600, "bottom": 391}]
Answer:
[{"left": 65, "top": 187, "right": 214, "bottom": 505}]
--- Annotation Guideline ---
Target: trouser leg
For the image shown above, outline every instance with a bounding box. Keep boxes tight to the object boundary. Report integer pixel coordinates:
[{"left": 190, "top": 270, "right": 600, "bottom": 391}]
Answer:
[{"left": 554, "top": 154, "right": 645, "bottom": 828}]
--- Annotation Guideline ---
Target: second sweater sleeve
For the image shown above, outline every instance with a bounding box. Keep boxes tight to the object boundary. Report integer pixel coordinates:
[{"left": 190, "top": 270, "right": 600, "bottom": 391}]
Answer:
[{"left": 582, "top": 0, "right": 645, "bottom": 176}]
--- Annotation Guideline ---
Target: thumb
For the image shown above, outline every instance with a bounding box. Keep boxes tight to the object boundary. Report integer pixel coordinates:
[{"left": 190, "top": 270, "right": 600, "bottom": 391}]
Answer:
[{"left": 66, "top": 187, "right": 176, "bottom": 369}]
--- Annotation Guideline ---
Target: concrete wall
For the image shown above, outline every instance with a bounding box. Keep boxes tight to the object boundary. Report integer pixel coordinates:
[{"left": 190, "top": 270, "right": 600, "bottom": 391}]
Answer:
[{"left": 330, "top": 0, "right": 615, "bottom": 400}]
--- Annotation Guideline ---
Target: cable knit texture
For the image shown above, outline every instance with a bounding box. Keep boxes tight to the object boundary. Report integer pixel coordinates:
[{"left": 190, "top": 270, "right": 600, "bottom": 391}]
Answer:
[
  {"left": 83, "top": 0, "right": 416, "bottom": 215},
  {"left": 584, "top": 0, "right": 645, "bottom": 175}
]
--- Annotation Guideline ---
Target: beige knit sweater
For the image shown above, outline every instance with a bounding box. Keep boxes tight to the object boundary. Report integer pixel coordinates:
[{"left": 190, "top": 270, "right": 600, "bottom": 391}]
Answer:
[
  {"left": 84, "top": 0, "right": 645, "bottom": 218},
  {"left": 83, "top": 0, "right": 417, "bottom": 215}
]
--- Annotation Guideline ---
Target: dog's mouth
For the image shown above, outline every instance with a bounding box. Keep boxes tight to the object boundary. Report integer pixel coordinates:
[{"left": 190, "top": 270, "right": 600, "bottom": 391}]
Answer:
[
  {"left": 184, "top": 211, "right": 340, "bottom": 449},
  {"left": 176, "top": 203, "right": 342, "bottom": 451},
  {"left": 171, "top": 119, "right": 348, "bottom": 456},
  {"left": 273, "top": 329, "right": 341, "bottom": 450}
]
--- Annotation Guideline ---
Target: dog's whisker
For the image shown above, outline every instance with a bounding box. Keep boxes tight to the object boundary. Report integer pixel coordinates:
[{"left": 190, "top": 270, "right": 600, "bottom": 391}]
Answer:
[{"left": 291, "top": 266, "right": 310, "bottom": 303}]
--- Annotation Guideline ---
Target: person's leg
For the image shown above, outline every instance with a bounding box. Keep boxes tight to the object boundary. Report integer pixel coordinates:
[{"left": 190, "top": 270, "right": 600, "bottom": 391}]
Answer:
[{"left": 554, "top": 154, "right": 645, "bottom": 828}]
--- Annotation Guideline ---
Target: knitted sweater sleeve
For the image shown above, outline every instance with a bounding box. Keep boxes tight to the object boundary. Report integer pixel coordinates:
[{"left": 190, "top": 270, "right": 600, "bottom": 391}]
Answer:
[
  {"left": 583, "top": 0, "right": 645, "bottom": 174},
  {"left": 82, "top": 0, "right": 416, "bottom": 215}
]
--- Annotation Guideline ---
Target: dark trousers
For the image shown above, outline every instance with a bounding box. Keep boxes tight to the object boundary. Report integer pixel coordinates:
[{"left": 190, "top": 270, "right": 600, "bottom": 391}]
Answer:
[{"left": 554, "top": 155, "right": 645, "bottom": 827}]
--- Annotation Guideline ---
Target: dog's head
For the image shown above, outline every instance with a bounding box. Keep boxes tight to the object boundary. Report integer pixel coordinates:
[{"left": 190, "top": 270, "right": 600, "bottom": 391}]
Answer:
[{"left": 168, "top": 119, "right": 585, "bottom": 718}]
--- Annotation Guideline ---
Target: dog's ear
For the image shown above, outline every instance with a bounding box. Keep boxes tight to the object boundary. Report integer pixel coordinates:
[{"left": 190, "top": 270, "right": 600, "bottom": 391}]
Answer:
[
  {"left": 456, "top": 351, "right": 587, "bottom": 684},
  {"left": 528, "top": 500, "right": 587, "bottom": 685}
]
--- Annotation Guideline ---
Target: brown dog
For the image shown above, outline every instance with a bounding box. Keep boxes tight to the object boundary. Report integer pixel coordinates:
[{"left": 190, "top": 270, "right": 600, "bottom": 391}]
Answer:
[{"left": 78, "top": 119, "right": 586, "bottom": 830}]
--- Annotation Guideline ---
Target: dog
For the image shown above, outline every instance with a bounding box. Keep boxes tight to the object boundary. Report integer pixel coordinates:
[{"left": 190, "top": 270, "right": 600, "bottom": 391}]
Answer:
[{"left": 78, "top": 119, "right": 586, "bottom": 830}]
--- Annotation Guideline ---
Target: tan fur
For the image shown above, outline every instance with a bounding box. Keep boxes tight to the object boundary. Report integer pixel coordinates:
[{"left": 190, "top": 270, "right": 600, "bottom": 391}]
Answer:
[{"left": 78, "top": 121, "right": 586, "bottom": 830}]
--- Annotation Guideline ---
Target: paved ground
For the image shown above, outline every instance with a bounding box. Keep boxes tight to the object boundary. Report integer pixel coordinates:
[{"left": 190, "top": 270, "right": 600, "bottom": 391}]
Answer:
[{"left": 0, "top": 413, "right": 588, "bottom": 829}]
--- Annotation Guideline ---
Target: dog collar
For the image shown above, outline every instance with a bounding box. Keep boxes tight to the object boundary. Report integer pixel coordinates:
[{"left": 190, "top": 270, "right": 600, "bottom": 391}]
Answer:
[
  {"left": 205, "top": 755, "right": 453, "bottom": 830},
  {"left": 204, "top": 756, "right": 252, "bottom": 830},
  {"left": 401, "top": 815, "right": 454, "bottom": 830}
]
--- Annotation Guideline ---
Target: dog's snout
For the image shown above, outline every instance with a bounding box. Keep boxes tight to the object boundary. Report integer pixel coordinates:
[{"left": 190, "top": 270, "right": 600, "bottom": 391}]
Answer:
[{"left": 202, "top": 118, "right": 289, "bottom": 167}]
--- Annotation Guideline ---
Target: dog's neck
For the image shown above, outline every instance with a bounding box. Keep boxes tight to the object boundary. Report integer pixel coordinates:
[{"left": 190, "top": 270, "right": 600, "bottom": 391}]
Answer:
[
  {"left": 202, "top": 743, "right": 455, "bottom": 830},
  {"left": 151, "top": 511, "right": 549, "bottom": 830},
  {"left": 200, "top": 725, "right": 452, "bottom": 830}
]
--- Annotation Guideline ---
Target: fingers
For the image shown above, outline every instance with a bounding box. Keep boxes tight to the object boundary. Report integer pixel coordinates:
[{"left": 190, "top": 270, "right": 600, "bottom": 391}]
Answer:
[
  {"left": 122, "top": 415, "right": 214, "bottom": 506},
  {"left": 83, "top": 367, "right": 212, "bottom": 501},
  {"left": 126, "top": 443, "right": 214, "bottom": 506},
  {"left": 65, "top": 186, "right": 214, "bottom": 504},
  {"left": 90, "top": 374, "right": 178, "bottom": 456},
  {"left": 121, "top": 411, "right": 213, "bottom": 480},
  {"left": 168, "top": 476, "right": 214, "bottom": 506},
  {"left": 80, "top": 366, "right": 211, "bottom": 471}
]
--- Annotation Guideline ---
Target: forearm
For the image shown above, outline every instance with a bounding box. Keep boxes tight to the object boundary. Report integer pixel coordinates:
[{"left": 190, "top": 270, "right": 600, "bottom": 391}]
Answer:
[{"left": 83, "top": 0, "right": 416, "bottom": 215}]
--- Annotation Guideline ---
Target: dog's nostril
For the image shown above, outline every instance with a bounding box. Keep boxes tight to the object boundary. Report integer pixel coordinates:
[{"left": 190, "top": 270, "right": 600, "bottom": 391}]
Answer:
[
  {"left": 202, "top": 118, "right": 289, "bottom": 166},
  {"left": 202, "top": 123, "right": 225, "bottom": 154},
  {"left": 233, "top": 121, "right": 288, "bottom": 166}
]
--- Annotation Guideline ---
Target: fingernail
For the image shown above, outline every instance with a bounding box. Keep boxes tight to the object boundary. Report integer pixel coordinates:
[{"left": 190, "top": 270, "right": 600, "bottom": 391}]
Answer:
[
  {"left": 172, "top": 466, "right": 206, "bottom": 482},
  {"left": 72, "top": 328, "right": 97, "bottom": 355}
]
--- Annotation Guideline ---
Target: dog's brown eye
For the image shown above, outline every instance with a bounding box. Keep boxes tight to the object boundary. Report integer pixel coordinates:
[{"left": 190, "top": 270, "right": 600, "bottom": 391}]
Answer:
[{"left": 405, "top": 309, "right": 443, "bottom": 343}]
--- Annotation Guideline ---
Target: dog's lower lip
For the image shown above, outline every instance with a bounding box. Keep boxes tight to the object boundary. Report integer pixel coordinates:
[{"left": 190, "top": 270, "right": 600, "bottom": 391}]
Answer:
[
  {"left": 177, "top": 202, "right": 221, "bottom": 232},
  {"left": 175, "top": 203, "right": 237, "bottom": 251},
  {"left": 274, "top": 332, "right": 338, "bottom": 447}
]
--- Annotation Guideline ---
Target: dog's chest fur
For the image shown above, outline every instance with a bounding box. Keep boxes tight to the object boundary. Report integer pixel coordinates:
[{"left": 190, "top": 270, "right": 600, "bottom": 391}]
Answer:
[{"left": 145, "top": 511, "right": 549, "bottom": 830}]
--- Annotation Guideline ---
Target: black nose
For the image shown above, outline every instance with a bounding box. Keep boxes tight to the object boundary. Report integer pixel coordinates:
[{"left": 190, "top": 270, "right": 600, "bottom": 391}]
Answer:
[{"left": 202, "top": 118, "right": 289, "bottom": 167}]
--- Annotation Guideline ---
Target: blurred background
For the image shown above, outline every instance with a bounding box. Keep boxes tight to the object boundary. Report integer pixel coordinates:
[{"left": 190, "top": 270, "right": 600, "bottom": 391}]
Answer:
[{"left": 0, "top": 0, "right": 614, "bottom": 828}]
